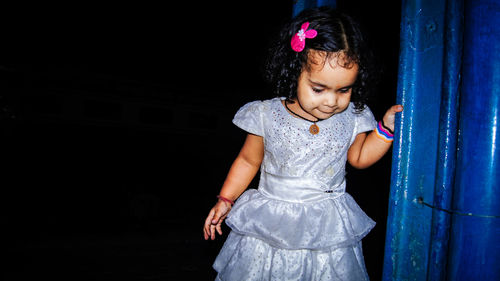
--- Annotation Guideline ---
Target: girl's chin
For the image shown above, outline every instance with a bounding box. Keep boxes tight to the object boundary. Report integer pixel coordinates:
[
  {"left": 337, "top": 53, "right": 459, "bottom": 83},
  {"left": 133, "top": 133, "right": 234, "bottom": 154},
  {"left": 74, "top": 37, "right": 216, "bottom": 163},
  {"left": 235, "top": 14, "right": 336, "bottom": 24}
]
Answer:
[{"left": 314, "top": 110, "right": 336, "bottom": 119}]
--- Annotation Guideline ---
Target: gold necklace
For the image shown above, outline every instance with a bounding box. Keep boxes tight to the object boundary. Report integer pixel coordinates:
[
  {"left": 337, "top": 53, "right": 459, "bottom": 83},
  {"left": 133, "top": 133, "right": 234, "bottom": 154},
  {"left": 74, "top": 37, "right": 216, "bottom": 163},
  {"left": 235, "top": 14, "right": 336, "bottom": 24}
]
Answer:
[{"left": 284, "top": 100, "right": 323, "bottom": 135}]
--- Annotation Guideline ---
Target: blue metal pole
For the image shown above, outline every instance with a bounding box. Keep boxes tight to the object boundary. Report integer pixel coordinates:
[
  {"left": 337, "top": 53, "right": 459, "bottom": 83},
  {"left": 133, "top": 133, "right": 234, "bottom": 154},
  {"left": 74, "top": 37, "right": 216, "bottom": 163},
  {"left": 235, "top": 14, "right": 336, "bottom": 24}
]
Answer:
[
  {"left": 447, "top": 0, "right": 500, "bottom": 280},
  {"left": 382, "top": 0, "right": 447, "bottom": 280},
  {"left": 292, "top": 0, "right": 336, "bottom": 17},
  {"left": 426, "top": 0, "right": 463, "bottom": 280}
]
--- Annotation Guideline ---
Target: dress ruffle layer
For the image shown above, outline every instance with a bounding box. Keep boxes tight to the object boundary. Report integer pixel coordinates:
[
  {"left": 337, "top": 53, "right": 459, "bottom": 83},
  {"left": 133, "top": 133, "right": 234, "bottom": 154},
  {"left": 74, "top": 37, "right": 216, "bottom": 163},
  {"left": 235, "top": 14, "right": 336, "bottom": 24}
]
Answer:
[
  {"left": 214, "top": 232, "right": 370, "bottom": 281},
  {"left": 225, "top": 189, "right": 375, "bottom": 251}
]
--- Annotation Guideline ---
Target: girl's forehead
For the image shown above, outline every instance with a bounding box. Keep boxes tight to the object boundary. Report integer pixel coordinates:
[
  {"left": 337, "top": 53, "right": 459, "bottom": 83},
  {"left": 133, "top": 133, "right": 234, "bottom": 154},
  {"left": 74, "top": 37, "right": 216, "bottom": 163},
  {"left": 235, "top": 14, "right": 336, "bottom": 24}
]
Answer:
[
  {"left": 303, "top": 50, "right": 359, "bottom": 87},
  {"left": 306, "top": 50, "right": 357, "bottom": 71}
]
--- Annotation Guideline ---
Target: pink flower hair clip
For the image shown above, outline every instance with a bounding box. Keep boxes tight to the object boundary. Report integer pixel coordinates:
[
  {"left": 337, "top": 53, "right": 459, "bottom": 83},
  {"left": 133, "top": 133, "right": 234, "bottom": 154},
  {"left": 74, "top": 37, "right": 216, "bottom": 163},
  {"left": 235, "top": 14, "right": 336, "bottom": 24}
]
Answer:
[{"left": 290, "top": 22, "right": 317, "bottom": 52}]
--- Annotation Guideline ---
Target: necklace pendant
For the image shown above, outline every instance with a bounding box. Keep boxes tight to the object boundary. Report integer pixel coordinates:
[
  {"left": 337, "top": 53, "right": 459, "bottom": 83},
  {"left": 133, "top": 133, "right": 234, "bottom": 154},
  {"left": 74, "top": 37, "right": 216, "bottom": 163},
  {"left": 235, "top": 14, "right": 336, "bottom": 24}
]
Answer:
[{"left": 309, "top": 123, "right": 319, "bottom": 135}]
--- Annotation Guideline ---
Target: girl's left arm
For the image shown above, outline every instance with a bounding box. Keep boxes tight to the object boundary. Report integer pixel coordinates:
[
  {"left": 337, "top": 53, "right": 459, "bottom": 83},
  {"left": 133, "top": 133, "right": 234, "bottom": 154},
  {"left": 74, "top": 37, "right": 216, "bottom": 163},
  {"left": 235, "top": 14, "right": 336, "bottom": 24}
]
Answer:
[{"left": 347, "top": 105, "right": 403, "bottom": 169}]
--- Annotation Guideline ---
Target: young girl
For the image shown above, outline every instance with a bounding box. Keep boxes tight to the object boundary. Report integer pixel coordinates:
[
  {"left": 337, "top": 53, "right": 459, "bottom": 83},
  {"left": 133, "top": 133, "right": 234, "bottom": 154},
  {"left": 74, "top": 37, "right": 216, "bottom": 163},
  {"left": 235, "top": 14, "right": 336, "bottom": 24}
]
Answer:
[{"left": 203, "top": 7, "right": 402, "bottom": 280}]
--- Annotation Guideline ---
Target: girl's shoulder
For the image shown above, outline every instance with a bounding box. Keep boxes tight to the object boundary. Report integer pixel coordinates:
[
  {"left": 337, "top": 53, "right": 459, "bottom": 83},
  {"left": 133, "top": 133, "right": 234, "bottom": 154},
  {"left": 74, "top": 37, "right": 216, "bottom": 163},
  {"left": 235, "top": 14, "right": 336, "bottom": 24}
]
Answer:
[
  {"left": 236, "top": 97, "right": 282, "bottom": 114},
  {"left": 346, "top": 103, "right": 377, "bottom": 135},
  {"left": 233, "top": 98, "right": 281, "bottom": 136},
  {"left": 242, "top": 97, "right": 282, "bottom": 107}
]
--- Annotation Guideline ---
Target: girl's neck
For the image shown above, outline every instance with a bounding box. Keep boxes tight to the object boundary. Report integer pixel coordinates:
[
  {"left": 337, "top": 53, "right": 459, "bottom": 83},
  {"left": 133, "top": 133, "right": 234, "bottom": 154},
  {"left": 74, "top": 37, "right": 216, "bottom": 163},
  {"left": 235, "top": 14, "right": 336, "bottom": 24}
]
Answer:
[{"left": 283, "top": 98, "right": 322, "bottom": 123}]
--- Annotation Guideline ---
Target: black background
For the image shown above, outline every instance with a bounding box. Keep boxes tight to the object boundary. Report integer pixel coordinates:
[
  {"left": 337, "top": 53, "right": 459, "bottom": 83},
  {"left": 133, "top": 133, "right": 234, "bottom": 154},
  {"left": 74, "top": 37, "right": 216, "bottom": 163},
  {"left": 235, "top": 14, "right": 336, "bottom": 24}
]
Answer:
[{"left": 2, "top": 1, "right": 401, "bottom": 280}]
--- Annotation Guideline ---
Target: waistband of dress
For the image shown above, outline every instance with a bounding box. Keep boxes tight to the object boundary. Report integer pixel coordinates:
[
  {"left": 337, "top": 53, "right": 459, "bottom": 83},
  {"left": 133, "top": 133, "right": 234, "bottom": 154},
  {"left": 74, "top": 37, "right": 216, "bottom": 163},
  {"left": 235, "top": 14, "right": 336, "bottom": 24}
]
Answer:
[{"left": 258, "top": 172, "right": 345, "bottom": 203}]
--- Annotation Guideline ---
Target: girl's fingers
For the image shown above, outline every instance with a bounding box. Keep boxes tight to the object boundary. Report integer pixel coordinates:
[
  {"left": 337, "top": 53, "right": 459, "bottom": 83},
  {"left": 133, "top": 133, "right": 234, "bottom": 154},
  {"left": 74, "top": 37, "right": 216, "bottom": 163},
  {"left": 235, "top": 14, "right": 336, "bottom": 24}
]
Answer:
[
  {"left": 212, "top": 224, "right": 218, "bottom": 240},
  {"left": 204, "top": 222, "right": 213, "bottom": 240},
  {"left": 212, "top": 203, "right": 230, "bottom": 224},
  {"left": 382, "top": 105, "right": 404, "bottom": 132},
  {"left": 215, "top": 212, "right": 229, "bottom": 236},
  {"left": 386, "top": 105, "right": 403, "bottom": 116},
  {"left": 204, "top": 209, "right": 215, "bottom": 228},
  {"left": 385, "top": 105, "right": 403, "bottom": 117},
  {"left": 204, "top": 203, "right": 231, "bottom": 240},
  {"left": 216, "top": 223, "right": 223, "bottom": 236},
  {"left": 203, "top": 209, "right": 215, "bottom": 240},
  {"left": 204, "top": 228, "right": 209, "bottom": 240},
  {"left": 203, "top": 208, "right": 225, "bottom": 240},
  {"left": 212, "top": 211, "right": 221, "bottom": 224},
  {"left": 392, "top": 104, "right": 404, "bottom": 113}
]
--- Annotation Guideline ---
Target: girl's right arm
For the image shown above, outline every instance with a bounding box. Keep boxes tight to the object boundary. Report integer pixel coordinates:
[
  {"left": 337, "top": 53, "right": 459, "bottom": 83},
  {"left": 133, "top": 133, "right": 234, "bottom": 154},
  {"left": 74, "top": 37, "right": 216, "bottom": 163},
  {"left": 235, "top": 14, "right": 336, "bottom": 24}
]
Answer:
[{"left": 203, "top": 133, "right": 264, "bottom": 240}]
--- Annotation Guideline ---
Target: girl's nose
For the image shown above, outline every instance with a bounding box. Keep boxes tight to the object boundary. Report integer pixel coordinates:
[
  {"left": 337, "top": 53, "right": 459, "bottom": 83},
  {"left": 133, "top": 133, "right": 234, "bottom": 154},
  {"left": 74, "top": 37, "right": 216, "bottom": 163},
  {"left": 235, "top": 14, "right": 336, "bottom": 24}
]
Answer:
[{"left": 324, "top": 93, "right": 337, "bottom": 107}]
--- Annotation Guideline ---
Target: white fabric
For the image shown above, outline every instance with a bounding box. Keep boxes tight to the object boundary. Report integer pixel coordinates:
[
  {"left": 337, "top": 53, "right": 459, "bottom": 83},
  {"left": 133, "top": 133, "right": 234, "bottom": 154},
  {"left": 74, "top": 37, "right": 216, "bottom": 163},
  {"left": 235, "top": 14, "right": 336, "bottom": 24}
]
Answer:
[
  {"left": 214, "top": 97, "right": 377, "bottom": 280},
  {"left": 214, "top": 233, "right": 369, "bottom": 281}
]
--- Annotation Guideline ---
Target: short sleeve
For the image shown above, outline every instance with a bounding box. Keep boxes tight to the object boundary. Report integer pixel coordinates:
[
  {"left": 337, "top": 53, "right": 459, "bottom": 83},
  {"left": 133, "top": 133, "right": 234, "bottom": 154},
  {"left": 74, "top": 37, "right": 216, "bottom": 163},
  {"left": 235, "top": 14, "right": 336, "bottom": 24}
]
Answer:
[
  {"left": 353, "top": 105, "right": 377, "bottom": 136},
  {"left": 232, "top": 100, "right": 266, "bottom": 136}
]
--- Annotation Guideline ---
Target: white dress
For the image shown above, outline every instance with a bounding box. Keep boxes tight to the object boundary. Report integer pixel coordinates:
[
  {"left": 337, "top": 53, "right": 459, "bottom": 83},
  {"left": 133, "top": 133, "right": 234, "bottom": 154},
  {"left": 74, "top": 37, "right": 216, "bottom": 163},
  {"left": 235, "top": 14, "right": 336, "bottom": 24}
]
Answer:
[{"left": 213, "top": 97, "right": 377, "bottom": 281}]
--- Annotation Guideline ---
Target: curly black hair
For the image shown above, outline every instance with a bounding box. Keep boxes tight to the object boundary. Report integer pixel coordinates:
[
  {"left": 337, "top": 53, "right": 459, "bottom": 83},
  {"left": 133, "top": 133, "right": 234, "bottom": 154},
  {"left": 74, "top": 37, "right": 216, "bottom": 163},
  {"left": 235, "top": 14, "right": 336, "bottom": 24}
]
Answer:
[{"left": 265, "top": 7, "right": 376, "bottom": 112}]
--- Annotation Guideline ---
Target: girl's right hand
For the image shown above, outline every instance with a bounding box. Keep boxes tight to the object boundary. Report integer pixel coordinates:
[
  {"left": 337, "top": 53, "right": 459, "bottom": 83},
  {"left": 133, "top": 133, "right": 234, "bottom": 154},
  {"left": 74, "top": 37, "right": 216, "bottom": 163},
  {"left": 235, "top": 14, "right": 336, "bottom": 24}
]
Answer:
[
  {"left": 203, "top": 200, "right": 232, "bottom": 240},
  {"left": 382, "top": 105, "right": 404, "bottom": 133}
]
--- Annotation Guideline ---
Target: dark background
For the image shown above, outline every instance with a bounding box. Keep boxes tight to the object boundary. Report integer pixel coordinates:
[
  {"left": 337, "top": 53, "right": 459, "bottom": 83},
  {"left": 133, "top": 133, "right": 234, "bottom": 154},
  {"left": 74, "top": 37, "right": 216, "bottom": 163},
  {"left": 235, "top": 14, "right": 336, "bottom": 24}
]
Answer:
[{"left": 2, "top": 1, "right": 401, "bottom": 280}]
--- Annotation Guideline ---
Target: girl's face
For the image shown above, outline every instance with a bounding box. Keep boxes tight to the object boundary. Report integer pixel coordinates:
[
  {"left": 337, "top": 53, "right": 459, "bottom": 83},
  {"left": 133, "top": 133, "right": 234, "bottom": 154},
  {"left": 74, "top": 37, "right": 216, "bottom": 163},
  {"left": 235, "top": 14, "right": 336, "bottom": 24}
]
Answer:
[{"left": 295, "top": 51, "right": 358, "bottom": 120}]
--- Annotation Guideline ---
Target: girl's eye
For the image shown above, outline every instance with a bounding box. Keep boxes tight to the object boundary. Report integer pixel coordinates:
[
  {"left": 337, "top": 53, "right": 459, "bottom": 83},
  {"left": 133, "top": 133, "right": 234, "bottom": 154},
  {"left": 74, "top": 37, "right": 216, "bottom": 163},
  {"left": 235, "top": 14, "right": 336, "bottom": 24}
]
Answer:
[
  {"left": 312, "top": 87, "right": 324, "bottom": 93},
  {"left": 338, "top": 87, "right": 352, "bottom": 94}
]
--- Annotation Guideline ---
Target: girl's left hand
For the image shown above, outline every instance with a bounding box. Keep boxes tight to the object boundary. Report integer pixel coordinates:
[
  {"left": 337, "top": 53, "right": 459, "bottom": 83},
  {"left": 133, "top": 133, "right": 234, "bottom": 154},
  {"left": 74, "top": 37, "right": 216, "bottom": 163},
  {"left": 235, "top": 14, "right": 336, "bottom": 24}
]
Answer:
[{"left": 382, "top": 105, "right": 403, "bottom": 132}]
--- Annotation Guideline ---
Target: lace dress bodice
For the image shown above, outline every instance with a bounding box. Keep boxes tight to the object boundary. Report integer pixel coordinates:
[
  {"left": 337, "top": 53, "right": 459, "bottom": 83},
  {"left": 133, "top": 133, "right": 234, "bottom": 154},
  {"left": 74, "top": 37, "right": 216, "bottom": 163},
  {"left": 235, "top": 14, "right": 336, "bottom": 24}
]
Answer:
[{"left": 233, "top": 97, "right": 376, "bottom": 202}]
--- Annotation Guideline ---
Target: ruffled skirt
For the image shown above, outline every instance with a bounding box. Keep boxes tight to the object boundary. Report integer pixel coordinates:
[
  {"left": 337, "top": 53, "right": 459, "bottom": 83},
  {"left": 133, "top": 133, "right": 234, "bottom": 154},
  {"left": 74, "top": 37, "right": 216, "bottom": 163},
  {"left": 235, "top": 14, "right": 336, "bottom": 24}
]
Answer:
[{"left": 213, "top": 189, "right": 375, "bottom": 281}]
